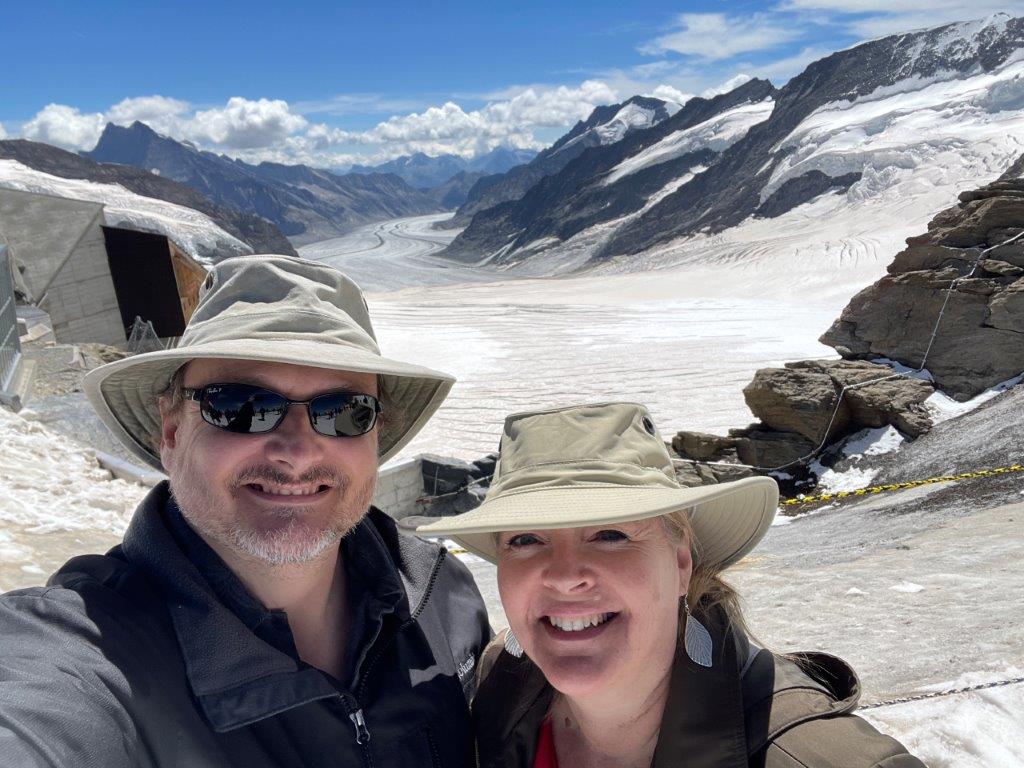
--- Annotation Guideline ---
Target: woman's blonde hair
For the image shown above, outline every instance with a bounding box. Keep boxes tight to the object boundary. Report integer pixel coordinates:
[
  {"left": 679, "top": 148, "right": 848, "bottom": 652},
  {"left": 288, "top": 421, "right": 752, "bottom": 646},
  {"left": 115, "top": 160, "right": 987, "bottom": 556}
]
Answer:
[{"left": 662, "top": 508, "right": 755, "bottom": 641}]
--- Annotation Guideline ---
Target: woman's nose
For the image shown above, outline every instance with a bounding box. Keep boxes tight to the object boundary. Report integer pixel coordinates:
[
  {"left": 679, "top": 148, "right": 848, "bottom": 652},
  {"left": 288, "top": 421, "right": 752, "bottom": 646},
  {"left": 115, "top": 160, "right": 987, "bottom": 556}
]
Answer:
[{"left": 541, "top": 545, "right": 595, "bottom": 593}]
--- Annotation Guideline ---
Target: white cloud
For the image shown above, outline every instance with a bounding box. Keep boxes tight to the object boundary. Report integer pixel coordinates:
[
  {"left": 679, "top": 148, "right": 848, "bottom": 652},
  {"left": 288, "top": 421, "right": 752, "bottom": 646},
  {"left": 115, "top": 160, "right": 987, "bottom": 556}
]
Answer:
[
  {"left": 778, "top": 3, "right": 1024, "bottom": 41},
  {"left": 105, "top": 95, "right": 191, "bottom": 135},
  {"left": 22, "top": 104, "right": 107, "bottom": 151},
  {"left": 702, "top": 74, "right": 754, "bottom": 98},
  {"left": 0, "top": 123, "right": 6, "bottom": 140},
  {"left": 649, "top": 84, "right": 693, "bottom": 105},
  {"left": 14, "top": 80, "right": 616, "bottom": 165},
  {"left": 639, "top": 13, "right": 804, "bottom": 61},
  {"left": 188, "top": 97, "right": 309, "bottom": 149}
]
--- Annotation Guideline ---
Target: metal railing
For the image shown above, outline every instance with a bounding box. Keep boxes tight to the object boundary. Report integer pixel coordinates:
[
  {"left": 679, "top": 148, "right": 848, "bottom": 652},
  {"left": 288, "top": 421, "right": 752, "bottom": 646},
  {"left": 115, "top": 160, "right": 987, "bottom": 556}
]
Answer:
[{"left": 0, "top": 245, "right": 23, "bottom": 396}]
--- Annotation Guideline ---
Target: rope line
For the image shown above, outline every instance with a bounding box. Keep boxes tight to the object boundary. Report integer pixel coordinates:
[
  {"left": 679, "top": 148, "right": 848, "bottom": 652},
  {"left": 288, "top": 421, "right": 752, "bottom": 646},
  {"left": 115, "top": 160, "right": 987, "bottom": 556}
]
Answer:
[
  {"left": 781, "top": 463, "right": 1024, "bottom": 507},
  {"left": 861, "top": 675, "right": 1024, "bottom": 710}
]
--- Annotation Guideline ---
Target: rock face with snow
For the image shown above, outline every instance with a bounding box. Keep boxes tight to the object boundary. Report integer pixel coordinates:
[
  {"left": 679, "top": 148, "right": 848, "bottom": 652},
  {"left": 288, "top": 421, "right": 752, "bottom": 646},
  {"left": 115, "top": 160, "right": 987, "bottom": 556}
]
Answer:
[
  {"left": 600, "top": 14, "right": 1024, "bottom": 260},
  {"left": 822, "top": 158, "right": 1024, "bottom": 398},
  {"left": 85, "top": 122, "right": 444, "bottom": 244},
  {"left": 0, "top": 138, "right": 295, "bottom": 256},
  {"left": 442, "top": 96, "right": 672, "bottom": 232},
  {"left": 443, "top": 82, "right": 774, "bottom": 263}
]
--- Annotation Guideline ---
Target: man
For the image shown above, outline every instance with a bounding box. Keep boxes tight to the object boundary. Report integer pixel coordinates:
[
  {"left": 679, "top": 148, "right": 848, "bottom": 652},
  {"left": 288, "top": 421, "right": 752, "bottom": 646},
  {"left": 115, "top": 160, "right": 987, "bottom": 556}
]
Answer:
[{"left": 0, "top": 255, "right": 491, "bottom": 767}]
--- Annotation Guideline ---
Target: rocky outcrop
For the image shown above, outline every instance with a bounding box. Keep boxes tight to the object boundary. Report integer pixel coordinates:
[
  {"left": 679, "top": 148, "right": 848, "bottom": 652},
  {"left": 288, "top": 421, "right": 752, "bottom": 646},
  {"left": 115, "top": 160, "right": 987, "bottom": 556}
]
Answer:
[
  {"left": 745, "top": 360, "right": 934, "bottom": 441},
  {"left": 821, "top": 164, "right": 1024, "bottom": 399}
]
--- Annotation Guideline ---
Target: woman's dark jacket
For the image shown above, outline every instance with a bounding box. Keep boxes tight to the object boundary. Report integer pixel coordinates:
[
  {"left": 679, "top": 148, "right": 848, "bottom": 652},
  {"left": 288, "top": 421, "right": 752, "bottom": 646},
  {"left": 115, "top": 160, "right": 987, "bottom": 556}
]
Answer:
[
  {"left": 472, "top": 616, "right": 925, "bottom": 768},
  {"left": 0, "top": 483, "right": 491, "bottom": 767}
]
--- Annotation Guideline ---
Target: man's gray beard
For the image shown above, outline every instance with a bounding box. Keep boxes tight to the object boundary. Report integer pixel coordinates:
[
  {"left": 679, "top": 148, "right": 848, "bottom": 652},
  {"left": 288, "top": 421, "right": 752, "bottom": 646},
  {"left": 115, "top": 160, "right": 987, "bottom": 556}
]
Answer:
[{"left": 171, "top": 471, "right": 376, "bottom": 567}]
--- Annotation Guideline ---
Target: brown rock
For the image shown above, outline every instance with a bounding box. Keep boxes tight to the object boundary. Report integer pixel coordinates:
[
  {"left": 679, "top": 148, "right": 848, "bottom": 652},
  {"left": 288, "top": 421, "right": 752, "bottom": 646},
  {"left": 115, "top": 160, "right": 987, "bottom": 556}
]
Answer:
[
  {"left": 821, "top": 261, "right": 1024, "bottom": 399},
  {"left": 934, "top": 197, "right": 1024, "bottom": 248},
  {"left": 734, "top": 429, "right": 817, "bottom": 470},
  {"left": 671, "top": 430, "right": 739, "bottom": 460},
  {"left": 743, "top": 368, "right": 847, "bottom": 442},
  {"left": 989, "top": 278, "right": 1024, "bottom": 333},
  {"left": 888, "top": 244, "right": 974, "bottom": 275},
  {"left": 980, "top": 259, "right": 1024, "bottom": 277}
]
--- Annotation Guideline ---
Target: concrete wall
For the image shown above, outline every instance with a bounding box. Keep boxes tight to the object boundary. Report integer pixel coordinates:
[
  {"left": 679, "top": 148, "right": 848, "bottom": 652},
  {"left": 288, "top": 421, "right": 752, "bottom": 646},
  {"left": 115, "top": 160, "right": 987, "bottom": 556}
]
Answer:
[
  {"left": 372, "top": 457, "right": 424, "bottom": 519},
  {"left": 0, "top": 189, "right": 104, "bottom": 301},
  {"left": 42, "top": 219, "right": 126, "bottom": 345}
]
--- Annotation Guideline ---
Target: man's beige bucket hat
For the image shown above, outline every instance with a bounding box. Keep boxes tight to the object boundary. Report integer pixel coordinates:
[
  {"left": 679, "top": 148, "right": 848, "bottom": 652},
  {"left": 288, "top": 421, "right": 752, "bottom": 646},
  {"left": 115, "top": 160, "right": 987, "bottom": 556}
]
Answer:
[
  {"left": 415, "top": 402, "right": 778, "bottom": 567},
  {"left": 84, "top": 254, "right": 455, "bottom": 470}
]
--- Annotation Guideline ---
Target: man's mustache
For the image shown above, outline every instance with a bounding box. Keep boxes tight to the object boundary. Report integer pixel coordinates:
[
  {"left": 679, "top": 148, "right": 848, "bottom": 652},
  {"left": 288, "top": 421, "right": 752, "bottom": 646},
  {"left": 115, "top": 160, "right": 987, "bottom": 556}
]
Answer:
[{"left": 232, "top": 465, "right": 348, "bottom": 490}]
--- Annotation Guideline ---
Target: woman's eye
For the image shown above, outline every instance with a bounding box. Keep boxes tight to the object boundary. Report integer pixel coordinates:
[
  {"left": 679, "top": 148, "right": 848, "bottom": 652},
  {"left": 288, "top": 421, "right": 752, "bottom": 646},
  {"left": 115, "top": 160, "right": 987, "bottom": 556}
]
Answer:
[
  {"left": 593, "top": 529, "right": 628, "bottom": 543},
  {"left": 505, "top": 533, "right": 542, "bottom": 549}
]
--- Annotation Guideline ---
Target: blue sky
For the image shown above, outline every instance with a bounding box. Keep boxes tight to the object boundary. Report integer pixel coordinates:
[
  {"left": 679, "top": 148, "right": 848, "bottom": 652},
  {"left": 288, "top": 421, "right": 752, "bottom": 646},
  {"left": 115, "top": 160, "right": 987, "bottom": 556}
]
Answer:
[{"left": 4, "top": 1, "right": 1018, "bottom": 167}]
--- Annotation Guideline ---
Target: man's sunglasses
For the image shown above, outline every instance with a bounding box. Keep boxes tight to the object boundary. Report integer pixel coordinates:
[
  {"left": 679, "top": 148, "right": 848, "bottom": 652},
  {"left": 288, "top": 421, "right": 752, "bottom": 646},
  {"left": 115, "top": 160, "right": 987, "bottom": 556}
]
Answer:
[{"left": 182, "top": 383, "right": 383, "bottom": 438}]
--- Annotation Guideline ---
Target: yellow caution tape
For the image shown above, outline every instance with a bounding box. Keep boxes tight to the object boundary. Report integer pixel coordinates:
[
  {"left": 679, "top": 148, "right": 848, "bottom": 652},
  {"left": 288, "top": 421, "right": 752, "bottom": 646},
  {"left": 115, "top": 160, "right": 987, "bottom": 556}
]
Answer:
[{"left": 782, "top": 464, "right": 1024, "bottom": 507}]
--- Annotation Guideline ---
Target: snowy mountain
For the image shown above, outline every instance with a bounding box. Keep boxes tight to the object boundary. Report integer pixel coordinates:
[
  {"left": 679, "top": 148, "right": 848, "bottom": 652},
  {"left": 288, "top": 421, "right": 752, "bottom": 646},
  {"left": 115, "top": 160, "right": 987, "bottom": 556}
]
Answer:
[
  {"left": 85, "top": 122, "right": 444, "bottom": 244},
  {"left": 601, "top": 14, "right": 1024, "bottom": 259},
  {"left": 0, "top": 138, "right": 295, "bottom": 257},
  {"left": 443, "top": 14, "right": 1024, "bottom": 278},
  {"left": 347, "top": 147, "right": 535, "bottom": 190},
  {"left": 443, "top": 80, "right": 775, "bottom": 263},
  {"left": 443, "top": 96, "right": 673, "bottom": 229}
]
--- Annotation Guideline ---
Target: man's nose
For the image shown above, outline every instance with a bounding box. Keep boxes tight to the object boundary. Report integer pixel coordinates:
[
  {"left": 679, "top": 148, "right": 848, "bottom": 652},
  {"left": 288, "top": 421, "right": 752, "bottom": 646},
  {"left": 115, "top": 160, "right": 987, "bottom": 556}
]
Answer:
[{"left": 262, "top": 403, "right": 325, "bottom": 468}]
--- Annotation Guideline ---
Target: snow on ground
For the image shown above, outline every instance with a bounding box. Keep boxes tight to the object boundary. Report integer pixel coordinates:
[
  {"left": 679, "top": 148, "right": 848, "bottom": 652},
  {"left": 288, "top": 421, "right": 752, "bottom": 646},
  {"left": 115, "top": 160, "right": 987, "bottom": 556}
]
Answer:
[
  {"left": 864, "top": 675, "right": 1024, "bottom": 768},
  {"left": 0, "top": 160, "right": 251, "bottom": 262},
  {"left": 604, "top": 98, "right": 774, "bottom": 185},
  {"left": 926, "top": 372, "right": 1024, "bottom": 424},
  {"left": 0, "top": 406, "right": 145, "bottom": 586},
  {"left": 810, "top": 425, "right": 906, "bottom": 492},
  {"left": 593, "top": 102, "right": 657, "bottom": 145}
]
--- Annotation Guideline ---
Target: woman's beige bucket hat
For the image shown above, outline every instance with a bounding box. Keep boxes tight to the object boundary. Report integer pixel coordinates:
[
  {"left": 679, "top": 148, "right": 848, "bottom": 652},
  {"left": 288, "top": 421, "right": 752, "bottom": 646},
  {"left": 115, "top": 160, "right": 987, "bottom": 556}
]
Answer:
[
  {"left": 415, "top": 402, "right": 778, "bottom": 568},
  {"left": 84, "top": 254, "right": 455, "bottom": 470}
]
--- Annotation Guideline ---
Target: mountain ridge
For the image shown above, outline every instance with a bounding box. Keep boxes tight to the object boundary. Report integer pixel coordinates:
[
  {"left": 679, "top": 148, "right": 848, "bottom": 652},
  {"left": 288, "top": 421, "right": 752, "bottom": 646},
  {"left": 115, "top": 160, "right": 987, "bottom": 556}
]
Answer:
[{"left": 85, "top": 122, "right": 444, "bottom": 244}]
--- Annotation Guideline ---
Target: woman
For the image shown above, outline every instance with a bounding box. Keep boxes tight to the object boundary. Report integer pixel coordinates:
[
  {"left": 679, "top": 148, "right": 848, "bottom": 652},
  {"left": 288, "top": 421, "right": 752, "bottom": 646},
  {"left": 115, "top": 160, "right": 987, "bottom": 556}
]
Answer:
[{"left": 417, "top": 402, "right": 924, "bottom": 768}]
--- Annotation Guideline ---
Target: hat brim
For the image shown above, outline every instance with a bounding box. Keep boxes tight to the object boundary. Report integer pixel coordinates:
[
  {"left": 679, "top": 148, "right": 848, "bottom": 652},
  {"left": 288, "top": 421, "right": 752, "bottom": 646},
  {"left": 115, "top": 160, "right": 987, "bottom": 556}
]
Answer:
[
  {"left": 83, "top": 338, "right": 454, "bottom": 471},
  {"left": 414, "top": 476, "right": 778, "bottom": 569}
]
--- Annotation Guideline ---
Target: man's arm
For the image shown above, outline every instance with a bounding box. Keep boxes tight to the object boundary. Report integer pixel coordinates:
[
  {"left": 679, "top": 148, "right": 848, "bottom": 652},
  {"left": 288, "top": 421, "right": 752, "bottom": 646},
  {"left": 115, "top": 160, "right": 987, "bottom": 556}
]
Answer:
[{"left": 0, "top": 589, "right": 137, "bottom": 768}]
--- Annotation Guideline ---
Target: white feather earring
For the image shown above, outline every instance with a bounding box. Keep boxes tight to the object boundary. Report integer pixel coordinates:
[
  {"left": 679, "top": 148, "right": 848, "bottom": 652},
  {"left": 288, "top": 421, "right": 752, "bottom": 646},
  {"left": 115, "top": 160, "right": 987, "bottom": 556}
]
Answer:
[
  {"left": 683, "top": 596, "right": 714, "bottom": 668},
  {"left": 503, "top": 629, "right": 524, "bottom": 658}
]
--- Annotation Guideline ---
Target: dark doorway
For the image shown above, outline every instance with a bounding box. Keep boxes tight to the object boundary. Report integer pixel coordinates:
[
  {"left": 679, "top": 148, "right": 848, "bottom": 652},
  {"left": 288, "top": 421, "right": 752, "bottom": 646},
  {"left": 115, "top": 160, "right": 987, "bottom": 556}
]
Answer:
[{"left": 103, "top": 226, "right": 186, "bottom": 337}]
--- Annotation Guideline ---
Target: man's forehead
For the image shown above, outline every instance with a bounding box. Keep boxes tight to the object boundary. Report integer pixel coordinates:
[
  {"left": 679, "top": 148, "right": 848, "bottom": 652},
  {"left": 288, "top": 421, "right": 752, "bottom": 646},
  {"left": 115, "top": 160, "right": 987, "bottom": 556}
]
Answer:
[{"left": 182, "top": 358, "right": 378, "bottom": 392}]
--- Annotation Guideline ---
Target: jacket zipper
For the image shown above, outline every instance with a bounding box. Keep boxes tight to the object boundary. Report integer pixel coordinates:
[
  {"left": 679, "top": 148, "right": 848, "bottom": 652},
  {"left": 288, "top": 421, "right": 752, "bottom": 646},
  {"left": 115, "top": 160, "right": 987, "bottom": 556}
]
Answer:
[
  {"left": 345, "top": 549, "right": 449, "bottom": 765},
  {"left": 340, "top": 692, "right": 374, "bottom": 767}
]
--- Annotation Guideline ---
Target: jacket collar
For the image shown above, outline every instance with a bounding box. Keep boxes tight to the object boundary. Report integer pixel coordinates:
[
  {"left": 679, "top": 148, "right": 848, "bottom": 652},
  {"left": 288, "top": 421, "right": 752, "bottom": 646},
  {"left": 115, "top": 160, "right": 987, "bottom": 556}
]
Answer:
[
  {"left": 119, "top": 482, "right": 413, "bottom": 732},
  {"left": 650, "top": 607, "right": 750, "bottom": 768},
  {"left": 742, "top": 650, "right": 862, "bottom": 755}
]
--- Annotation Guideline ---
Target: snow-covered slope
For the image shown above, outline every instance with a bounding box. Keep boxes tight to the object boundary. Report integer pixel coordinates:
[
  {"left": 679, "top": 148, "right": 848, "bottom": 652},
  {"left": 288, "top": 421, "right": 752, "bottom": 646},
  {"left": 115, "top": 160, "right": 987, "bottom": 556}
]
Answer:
[
  {"left": 763, "top": 53, "right": 1024, "bottom": 204},
  {"left": 0, "top": 159, "right": 251, "bottom": 262},
  {"left": 605, "top": 99, "right": 773, "bottom": 186},
  {"left": 443, "top": 79, "right": 777, "bottom": 263}
]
